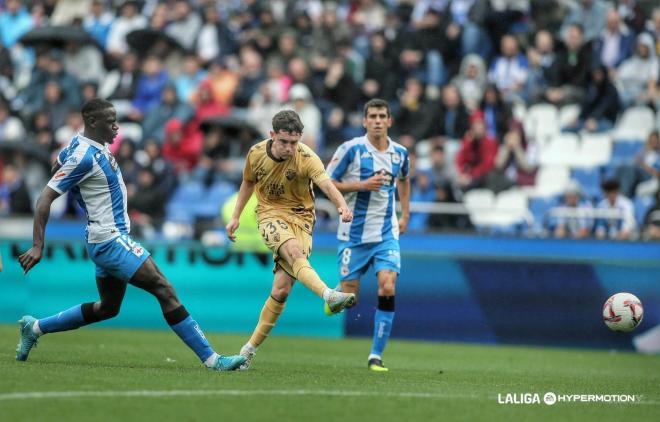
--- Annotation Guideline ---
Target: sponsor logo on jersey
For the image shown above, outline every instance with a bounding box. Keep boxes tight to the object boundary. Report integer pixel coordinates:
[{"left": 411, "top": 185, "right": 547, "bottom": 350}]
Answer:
[
  {"left": 361, "top": 151, "right": 371, "bottom": 159},
  {"left": 132, "top": 245, "right": 144, "bottom": 257},
  {"left": 54, "top": 171, "right": 67, "bottom": 180}
]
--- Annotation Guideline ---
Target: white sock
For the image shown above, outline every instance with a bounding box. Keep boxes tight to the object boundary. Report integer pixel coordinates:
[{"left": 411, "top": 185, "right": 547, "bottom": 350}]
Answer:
[
  {"left": 242, "top": 342, "right": 257, "bottom": 354},
  {"left": 204, "top": 352, "right": 220, "bottom": 368},
  {"left": 32, "top": 320, "right": 43, "bottom": 336},
  {"left": 368, "top": 354, "right": 382, "bottom": 361},
  {"left": 322, "top": 288, "right": 333, "bottom": 302}
]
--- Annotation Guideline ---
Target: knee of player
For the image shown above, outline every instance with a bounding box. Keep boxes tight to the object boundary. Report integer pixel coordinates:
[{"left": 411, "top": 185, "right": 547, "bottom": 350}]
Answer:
[
  {"left": 271, "top": 285, "right": 291, "bottom": 302},
  {"left": 98, "top": 303, "right": 121, "bottom": 319}
]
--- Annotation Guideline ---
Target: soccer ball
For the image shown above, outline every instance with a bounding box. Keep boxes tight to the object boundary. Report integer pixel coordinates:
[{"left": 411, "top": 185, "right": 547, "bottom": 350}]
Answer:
[{"left": 602, "top": 292, "right": 644, "bottom": 332}]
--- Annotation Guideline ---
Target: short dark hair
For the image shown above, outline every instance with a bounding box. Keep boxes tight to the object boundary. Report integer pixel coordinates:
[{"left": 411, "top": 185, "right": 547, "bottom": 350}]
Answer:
[
  {"left": 81, "top": 98, "right": 114, "bottom": 121},
  {"left": 601, "top": 179, "right": 620, "bottom": 193},
  {"left": 363, "top": 98, "right": 390, "bottom": 117},
  {"left": 272, "top": 110, "right": 304, "bottom": 134}
]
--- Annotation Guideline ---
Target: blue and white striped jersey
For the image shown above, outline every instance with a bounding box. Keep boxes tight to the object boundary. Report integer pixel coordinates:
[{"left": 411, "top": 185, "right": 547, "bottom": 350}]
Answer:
[
  {"left": 47, "top": 134, "right": 129, "bottom": 243},
  {"left": 327, "top": 136, "right": 410, "bottom": 245}
]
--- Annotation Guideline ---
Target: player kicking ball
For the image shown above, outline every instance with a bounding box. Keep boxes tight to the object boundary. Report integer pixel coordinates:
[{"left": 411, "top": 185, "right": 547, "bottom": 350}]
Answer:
[
  {"left": 226, "top": 110, "right": 355, "bottom": 369},
  {"left": 325, "top": 99, "right": 411, "bottom": 372},
  {"left": 16, "top": 98, "right": 246, "bottom": 371}
]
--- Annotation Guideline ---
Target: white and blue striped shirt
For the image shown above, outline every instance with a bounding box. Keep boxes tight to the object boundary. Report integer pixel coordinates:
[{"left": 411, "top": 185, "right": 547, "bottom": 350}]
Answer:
[
  {"left": 327, "top": 136, "right": 410, "bottom": 245},
  {"left": 47, "top": 134, "right": 129, "bottom": 243}
]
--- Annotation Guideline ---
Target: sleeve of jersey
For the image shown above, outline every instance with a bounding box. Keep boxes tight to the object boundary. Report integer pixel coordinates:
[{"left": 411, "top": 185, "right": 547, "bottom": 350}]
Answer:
[
  {"left": 398, "top": 149, "right": 410, "bottom": 180},
  {"left": 307, "top": 153, "right": 330, "bottom": 185},
  {"left": 326, "top": 144, "right": 354, "bottom": 181},
  {"left": 243, "top": 150, "right": 256, "bottom": 183},
  {"left": 47, "top": 153, "right": 93, "bottom": 194}
]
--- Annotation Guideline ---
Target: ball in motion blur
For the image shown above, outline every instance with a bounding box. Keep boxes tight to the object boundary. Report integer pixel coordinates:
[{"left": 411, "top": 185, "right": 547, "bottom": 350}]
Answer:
[{"left": 602, "top": 293, "right": 644, "bottom": 332}]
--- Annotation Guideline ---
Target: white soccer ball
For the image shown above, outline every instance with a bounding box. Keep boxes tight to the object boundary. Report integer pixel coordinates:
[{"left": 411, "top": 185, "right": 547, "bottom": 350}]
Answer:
[{"left": 602, "top": 292, "right": 644, "bottom": 332}]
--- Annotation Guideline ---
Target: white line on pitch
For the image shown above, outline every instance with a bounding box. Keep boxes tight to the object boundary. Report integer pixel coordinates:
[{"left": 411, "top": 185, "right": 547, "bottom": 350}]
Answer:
[
  {"left": 0, "top": 389, "right": 477, "bottom": 401},
  {"left": 0, "top": 390, "right": 658, "bottom": 405}
]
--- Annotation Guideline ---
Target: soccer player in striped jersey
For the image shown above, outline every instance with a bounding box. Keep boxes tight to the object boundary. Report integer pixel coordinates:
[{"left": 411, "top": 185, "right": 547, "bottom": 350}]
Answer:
[
  {"left": 325, "top": 99, "right": 411, "bottom": 372},
  {"left": 16, "top": 98, "right": 246, "bottom": 371}
]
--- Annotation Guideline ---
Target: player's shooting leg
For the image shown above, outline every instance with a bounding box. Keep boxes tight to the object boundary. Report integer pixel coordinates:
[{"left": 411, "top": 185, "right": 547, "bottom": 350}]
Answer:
[
  {"left": 130, "top": 257, "right": 216, "bottom": 365},
  {"left": 339, "top": 280, "right": 360, "bottom": 307},
  {"left": 248, "top": 268, "right": 292, "bottom": 348},
  {"left": 278, "top": 239, "right": 327, "bottom": 298}
]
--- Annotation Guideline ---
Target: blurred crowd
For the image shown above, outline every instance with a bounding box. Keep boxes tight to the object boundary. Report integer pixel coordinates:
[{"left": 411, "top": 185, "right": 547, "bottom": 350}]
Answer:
[{"left": 0, "top": 0, "right": 660, "bottom": 241}]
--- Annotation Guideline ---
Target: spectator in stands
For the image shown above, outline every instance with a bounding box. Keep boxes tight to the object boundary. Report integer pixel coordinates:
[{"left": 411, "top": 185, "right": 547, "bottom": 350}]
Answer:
[
  {"left": 310, "top": 3, "right": 352, "bottom": 76},
  {"left": 362, "top": 31, "right": 398, "bottom": 102},
  {"left": 615, "top": 32, "right": 659, "bottom": 108},
  {"left": 142, "top": 84, "right": 194, "bottom": 144},
  {"left": 592, "top": 9, "right": 634, "bottom": 72},
  {"left": 63, "top": 41, "right": 106, "bottom": 85},
  {"left": 455, "top": 110, "right": 498, "bottom": 191},
  {"left": 83, "top": 0, "right": 114, "bottom": 48},
  {"left": 648, "top": 8, "right": 660, "bottom": 55},
  {"left": 408, "top": 169, "right": 436, "bottom": 232},
  {"left": 563, "top": 65, "right": 621, "bottom": 133},
  {"left": 166, "top": 0, "right": 202, "bottom": 51},
  {"left": 54, "top": 109, "right": 84, "bottom": 148},
  {"left": 493, "top": 120, "right": 537, "bottom": 189},
  {"left": 451, "top": 54, "right": 487, "bottom": 111},
  {"left": 480, "top": 84, "right": 512, "bottom": 142},
  {"left": 234, "top": 46, "right": 266, "bottom": 109},
  {"left": 174, "top": 54, "right": 207, "bottom": 104},
  {"left": 0, "top": 101, "right": 25, "bottom": 142},
  {"left": 393, "top": 78, "right": 434, "bottom": 148},
  {"left": 619, "top": 0, "right": 647, "bottom": 35},
  {"left": 642, "top": 189, "right": 660, "bottom": 240},
  {"left": 487, "top": 34, "right": 528, "bottom": 103},
  {"left": 128, "top": 165, "right": 170, "bottom": 232},
  {"left": 0, "top": 163, "right": 32, "bottom": 216},
  {"left": 284, "top": 84, "right": 321, "bottom": 150},
  {"left": 203, "top": 58, "right": 239, "bottom": 108},
  {"left": 430, "top": 142, "right": 456, "bottom": 197},
  {"left": 525, "top": 29, "right": 557, "bottom": 103},
  {"left": 551, "top": 180, "right": 593, "bottom": 239},
  {"left": 430, "top": 84, "right": 470, "bottom": 140},
  {"left": 595, "top": 179, "right": 636, "bottom": 240},
  {"left": 44, "top": 51, "right": 82, "bottom": 110},
  {"left": 40, "top": 81, "right": 69, "bottom": 131},
  {"left": 287, "top": 57, "right": 313, "bottom": 93},
  {"left": 545, "top": 24, "right": 592, "bottom": 106},
  {"left": 560, "top": 0, "right": 607, "bottom": 42},
  {"left": 0, "top": 0, "right": 34, "bottom": 49},
  {"left": 247, "top": 82, "right": 284, "bottom": 138},
  {"left": 130, "top": 55, "right": 169, "bottom": 120},
  {"left": 161, "top": 118, "right": 203, "bottom": 174},
  {"left": 105, "top": 0, "right": 147, "bottom": 62},
  {"left": 618, "top": 130, "right": 660, "bottom": 197},
  {"left": 196, "top": 5, "right": 236, "bottom": 66}
]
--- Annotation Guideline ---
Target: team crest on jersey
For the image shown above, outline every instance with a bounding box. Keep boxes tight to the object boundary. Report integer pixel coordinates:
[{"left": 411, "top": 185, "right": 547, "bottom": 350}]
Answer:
[
  {"left": 391, "top": 153, "right": 401, "bottom": 164},
  {"left": 256, "top": 169, "right": 267, "bottom": 181},
  {"left": 285, "top": 169, "right": 297, "bottom": 180},
  {"left": 68, "top": 156, "right": 78, "bottom": 165},
  {"left": 361, "top": 151, "right": 372, "bottom": 159}
]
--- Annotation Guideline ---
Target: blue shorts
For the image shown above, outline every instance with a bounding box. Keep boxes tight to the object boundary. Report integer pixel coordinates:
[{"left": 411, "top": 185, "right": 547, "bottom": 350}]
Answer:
[
  {"left": 337, "top": 239, "right": 401, "bottom": 281},
  {"left": 87, "top": 234, "right": 151, "bottom": 281}
]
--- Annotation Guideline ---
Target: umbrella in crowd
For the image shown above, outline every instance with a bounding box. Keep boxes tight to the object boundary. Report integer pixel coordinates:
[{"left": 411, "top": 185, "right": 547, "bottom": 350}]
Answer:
[
  {"left": 19, "top": 25, "right": 102, "bottom": 50},
  {"left": 200, "top": 115, "right": 263, "bottom": 157},
  {"left": 126, "top": 28, "right": 187, "bottom": 55}
]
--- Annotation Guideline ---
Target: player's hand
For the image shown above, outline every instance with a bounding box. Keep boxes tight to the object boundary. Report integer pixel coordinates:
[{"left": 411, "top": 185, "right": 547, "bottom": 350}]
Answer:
[
  {"left": 225, "top": 218, "right": 240, "bottom": 242},
  {"left": 338, "top": 207, "right": 353, "bottom": 223},
  {"left": 361, "top": 173, "right": 386, "bottom": 191},
  {"left": 18, "top": 247, "right": 43, "bottom": 275},
  {"left": 398, "top": 215, "right": 409, "bottom": 235}
]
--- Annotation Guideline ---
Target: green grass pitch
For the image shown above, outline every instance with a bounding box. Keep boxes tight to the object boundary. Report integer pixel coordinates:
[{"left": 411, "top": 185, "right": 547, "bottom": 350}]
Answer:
[{"left": 0, "top": 324, "right": 658, "bottom": 421}]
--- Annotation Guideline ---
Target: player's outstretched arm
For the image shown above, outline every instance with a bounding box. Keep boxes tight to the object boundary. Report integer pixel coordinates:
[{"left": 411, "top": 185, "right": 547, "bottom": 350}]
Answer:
[
  {"left": 226, "top": 180, "right": 255, "bottom": 242},
  {"left": 397, "top": 177, "right": 411, "bottom": 235},
  {"left": 18, "top": 186, "right": 61, "bottom": 274},
  {"left": 317, "top": 179, "right": 353, "bottom": 223}
]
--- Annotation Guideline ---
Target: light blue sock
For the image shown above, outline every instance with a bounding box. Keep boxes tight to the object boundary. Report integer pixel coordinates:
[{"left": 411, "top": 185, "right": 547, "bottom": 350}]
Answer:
[
  {"left": 370, "top": 310, "right": 395, "bottom": 358},
  {"left": 39, "top": 304, "right": 86, "bottom": 334},
  {"left": 170, "top": 316, "right": 214, "bottom": 363}
]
